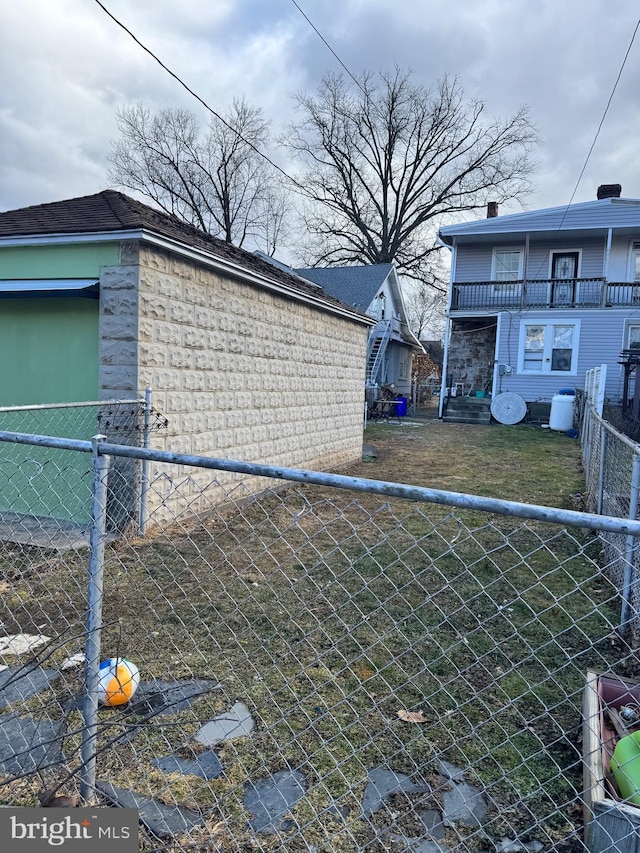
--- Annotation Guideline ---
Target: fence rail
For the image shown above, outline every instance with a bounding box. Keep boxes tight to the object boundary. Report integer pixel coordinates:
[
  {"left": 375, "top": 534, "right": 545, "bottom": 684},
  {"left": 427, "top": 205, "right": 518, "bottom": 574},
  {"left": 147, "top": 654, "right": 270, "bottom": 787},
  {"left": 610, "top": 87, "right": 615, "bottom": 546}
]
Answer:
[{"left": 0, "top": 428, "right": 637, "bottom": 852}]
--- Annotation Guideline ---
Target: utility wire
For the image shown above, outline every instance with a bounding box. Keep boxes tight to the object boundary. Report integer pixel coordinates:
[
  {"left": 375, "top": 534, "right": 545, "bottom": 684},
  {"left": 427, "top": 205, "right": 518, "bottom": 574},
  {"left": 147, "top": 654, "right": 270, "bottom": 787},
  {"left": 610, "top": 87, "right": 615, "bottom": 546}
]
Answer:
[
  {"left": 289, "top": 0, "right": 366, "bottom": 95},
  {"left": 92, "top": 0, "right": 307, "bottom": 195},
  {"left": 555, "top": 17, "right": 640, "bottom": 227},
  {"left": 525, "top": 16, "right": 640, "bottom": 281}
]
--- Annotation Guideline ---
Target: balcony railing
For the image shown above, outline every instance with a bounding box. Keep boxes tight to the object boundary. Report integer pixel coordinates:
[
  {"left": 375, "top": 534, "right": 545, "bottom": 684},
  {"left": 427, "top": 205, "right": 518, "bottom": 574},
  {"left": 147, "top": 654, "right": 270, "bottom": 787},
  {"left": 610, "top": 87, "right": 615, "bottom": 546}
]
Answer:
[{"left": 451, "top": 279, "right": 640, "bottom": 311}]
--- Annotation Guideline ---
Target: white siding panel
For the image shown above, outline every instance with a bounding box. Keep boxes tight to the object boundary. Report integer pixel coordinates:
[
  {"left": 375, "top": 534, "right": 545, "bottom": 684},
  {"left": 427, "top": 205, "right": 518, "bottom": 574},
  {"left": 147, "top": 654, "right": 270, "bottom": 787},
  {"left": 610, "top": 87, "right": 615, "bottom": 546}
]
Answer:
[{"left": 495, "top": 309, "right": 628, "bottom": 402}]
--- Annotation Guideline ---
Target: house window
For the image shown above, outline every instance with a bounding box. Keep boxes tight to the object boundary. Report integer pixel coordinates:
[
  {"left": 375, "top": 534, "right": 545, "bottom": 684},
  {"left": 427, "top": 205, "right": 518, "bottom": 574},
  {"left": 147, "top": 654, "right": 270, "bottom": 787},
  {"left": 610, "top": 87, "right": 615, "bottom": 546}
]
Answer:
[
  {"left": 519, "top": 320, "right": 580, "bottom": 374},
  {"left": 371, "top": 292, "right": 386, "bottom": 321},
  {"left": 631, "top": 242, "right": 640, "bottom": 282},
  {"left": 399, "top": 350, "right": 409, "bottom": 381},
  {"left": 492, "top": 249, "right": 523, "bottom": 293},
  {"left": 627, "top": 323, "right": 640, "bottom": 350}
]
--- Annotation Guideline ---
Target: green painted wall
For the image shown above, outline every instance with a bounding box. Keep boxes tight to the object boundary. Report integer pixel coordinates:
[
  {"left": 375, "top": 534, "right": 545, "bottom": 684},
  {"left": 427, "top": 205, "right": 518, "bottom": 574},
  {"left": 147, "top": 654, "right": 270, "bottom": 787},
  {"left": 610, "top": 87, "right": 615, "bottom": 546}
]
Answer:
[
  {"left": 0, "top": 297, "right": 99, "bottom": 404},
  {"left": 0, "top": 296, "right": 100, "bottom": 524},
  {"left": 0, "top": 242, "right": 120, "bottom": 278}
]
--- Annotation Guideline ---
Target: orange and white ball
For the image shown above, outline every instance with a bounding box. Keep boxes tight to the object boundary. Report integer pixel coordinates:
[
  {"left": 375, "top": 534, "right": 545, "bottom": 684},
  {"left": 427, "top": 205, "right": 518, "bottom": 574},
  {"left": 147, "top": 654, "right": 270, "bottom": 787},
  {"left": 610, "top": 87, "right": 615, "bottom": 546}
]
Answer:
[{"left": 97, "top": 658, "right": 140, "bottom": 707}]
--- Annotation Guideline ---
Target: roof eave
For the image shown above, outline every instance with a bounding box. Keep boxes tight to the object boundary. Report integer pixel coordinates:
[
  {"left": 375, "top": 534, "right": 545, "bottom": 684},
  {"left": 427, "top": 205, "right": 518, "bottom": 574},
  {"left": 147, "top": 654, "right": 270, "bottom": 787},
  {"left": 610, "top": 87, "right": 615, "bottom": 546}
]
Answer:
[{"left": 0, "top": 228, "right": 373, "bottom": 327}]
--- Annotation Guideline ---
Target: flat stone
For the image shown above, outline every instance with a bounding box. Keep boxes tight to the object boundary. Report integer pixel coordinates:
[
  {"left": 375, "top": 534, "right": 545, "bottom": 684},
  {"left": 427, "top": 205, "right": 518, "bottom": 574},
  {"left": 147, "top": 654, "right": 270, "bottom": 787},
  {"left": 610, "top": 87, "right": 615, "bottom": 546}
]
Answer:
[
  {"left": 244, "top": 770, "right": 307, "bottom": 833},
  {"left": 419, "top": 809, "right": 446, "bottom": 839},
  {"left": 0, "top": 634, "right": 51, "bottom": 656},
  {"left": 436, "top": 760, "right": 466, "bottom": 781},
  {"left": 195, "top": 701, "right": 255, "bottom": 746},
  {"left": 362, "top": 767, "right": 425, "bottom": 816},
  {"left": 0, "top": 667, "right": 59, "bottom": 708},
  {"left": 442, "top": 779, "right": 487, "bottom": 828},
  {"left": 391, "top": 838, "right": 450, "bottom": 853},
  {"left": 362, "top": 443, "right": 378, "bottom": 458},
  {"left": 127, "top": 679, "right": 220, "bottom": 717},
  {"left": 153, "top": 750, "right": 223, "bottom": 780},
  {"left": 0, "top": 714, "right": 65, "bottom": 774},
  {"left": 96, "top": 782, "right": 204, "bottom": 838}
]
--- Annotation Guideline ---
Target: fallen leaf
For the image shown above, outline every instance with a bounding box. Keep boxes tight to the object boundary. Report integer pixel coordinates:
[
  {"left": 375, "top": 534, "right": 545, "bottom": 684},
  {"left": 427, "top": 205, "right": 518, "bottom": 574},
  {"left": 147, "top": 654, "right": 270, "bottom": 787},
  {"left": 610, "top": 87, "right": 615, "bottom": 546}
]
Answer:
[{"left": 396, "top": 709, "right": 429, "bottom": 724}]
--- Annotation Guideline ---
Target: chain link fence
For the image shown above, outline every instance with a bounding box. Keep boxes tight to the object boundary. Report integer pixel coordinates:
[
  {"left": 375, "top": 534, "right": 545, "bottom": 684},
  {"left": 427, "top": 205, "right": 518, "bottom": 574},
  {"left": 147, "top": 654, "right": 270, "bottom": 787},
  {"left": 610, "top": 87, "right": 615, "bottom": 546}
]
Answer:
[
  {"left": 0, "top": 395, "right": 167, "bottom": 539},
  {"left": 581, "top": 401, "right": 640, "bottom": 643},
  {"left": 0, "top": 430, "right": 639, "bottom": 852}
]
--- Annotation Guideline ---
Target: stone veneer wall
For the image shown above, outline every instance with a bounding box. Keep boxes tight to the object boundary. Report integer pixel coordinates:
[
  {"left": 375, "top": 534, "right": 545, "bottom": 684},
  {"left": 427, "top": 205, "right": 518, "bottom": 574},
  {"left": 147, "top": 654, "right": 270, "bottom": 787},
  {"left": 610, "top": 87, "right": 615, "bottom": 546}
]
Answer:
[
  {"left": 99, "top": 241, "right": 368, "bottom": 523},
  {"left": 446, "top": 320, "right": 497, "bottom": 395}
]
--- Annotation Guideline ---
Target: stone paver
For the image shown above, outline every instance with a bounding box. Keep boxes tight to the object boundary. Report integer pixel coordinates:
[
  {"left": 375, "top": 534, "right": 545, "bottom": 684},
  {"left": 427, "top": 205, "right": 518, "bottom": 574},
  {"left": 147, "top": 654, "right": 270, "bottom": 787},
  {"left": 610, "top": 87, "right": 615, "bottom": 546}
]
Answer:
[
  {"left": 195, "top": 701, "right": 255, "bottom": 746},
  {"left": 244, "top": 770, "right": 307, "bottom": 833},
  {"left": 0, "top": 714, "right": 65, "bottom": 774},
  {"left": 153, "top": 750, "right": 223, "bottom": 780},
  {"left": 0, "top": 667, "right": 59, "bottom": 708},
  {"left": 127, "top": 678, "right": 220, "bottom": 717},
  {"left": 97, "top": 782, "right": 204, "bottom": 838}
]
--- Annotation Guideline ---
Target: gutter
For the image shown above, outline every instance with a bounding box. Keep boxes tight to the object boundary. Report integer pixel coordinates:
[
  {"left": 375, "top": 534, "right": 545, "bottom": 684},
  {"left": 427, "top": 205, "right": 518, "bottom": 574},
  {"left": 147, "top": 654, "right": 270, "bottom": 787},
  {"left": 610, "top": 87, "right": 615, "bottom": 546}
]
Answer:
[{"left": 0, "top": 229, "right": 374, "bottom": 328}]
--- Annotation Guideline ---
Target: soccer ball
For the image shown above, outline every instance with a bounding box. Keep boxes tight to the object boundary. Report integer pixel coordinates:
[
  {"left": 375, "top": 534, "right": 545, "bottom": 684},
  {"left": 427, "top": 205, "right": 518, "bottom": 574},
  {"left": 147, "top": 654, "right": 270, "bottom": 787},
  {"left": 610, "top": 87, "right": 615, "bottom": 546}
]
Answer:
[{"left": 97, "top": 658, "right": 140, "bottom": 707}]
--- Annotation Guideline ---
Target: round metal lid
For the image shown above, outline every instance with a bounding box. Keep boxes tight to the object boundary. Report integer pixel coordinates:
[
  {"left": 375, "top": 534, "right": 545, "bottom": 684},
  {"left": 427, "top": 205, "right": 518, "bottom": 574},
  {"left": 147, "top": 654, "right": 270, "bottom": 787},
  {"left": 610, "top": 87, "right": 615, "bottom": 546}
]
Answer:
[{"left": 490, "top": 392, "right": 527, "bottom": 425}]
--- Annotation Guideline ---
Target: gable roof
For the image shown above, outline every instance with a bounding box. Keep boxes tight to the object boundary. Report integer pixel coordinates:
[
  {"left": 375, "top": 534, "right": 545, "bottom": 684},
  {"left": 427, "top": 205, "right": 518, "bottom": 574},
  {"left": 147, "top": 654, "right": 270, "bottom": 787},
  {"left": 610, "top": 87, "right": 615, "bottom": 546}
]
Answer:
[
  {"left": 439, "top": 196, "right": 640, "bottom": 245},
  {"left": 0, "top": 191, "right": 372, "bottom": 323},
  {"left": 294, "top": 263, "right": 395, "bottom": 312}
]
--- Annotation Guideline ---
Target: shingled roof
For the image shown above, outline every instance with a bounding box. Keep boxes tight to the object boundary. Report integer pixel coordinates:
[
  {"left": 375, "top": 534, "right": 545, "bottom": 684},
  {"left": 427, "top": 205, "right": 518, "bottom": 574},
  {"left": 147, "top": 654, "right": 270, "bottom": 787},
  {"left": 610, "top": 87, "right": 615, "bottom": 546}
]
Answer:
[
  {"left": 0, "top": 190, "right": 370, "bottom": 319},
  {"left": 295, "top": 264, "right": 395, "bottom": 312}
]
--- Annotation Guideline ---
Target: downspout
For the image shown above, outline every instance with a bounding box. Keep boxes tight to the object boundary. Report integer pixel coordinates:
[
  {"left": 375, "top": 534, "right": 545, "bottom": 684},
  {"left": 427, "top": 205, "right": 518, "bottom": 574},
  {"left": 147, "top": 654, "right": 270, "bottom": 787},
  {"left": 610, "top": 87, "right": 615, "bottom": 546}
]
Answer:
[
  {"left": 522, "top": 232, "right": 530, "bottom": 307},
  {"left": 438, "top": 240, "right": 456, "bottom": 418},
  {"left": 492, "top": 313, "right": 502, "bottom": 397},
  {"left": 603, "top": 227, "right": 613, "bottom": 306}
]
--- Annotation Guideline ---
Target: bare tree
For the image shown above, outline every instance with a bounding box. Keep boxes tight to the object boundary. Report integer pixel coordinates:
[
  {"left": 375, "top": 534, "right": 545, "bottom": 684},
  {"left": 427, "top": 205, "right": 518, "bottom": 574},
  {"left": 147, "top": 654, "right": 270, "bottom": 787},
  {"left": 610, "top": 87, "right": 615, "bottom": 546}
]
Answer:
[
  {"left": 108, "top": 99, "right": 289, "bottom": 252},
  {"left": 284, "top": 68, "right": 538, "bottom": 281},
  {"left": 404, "top": 277, "right": 447, "bottom": 341}
]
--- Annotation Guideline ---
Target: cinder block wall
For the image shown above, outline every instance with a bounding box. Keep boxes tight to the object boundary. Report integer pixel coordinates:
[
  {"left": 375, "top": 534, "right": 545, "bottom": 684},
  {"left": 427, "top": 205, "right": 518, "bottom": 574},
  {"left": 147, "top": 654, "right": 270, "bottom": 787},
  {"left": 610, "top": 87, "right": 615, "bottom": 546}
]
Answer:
[{"left": 100, "top": 242, "right": 367, "bottom": 523}]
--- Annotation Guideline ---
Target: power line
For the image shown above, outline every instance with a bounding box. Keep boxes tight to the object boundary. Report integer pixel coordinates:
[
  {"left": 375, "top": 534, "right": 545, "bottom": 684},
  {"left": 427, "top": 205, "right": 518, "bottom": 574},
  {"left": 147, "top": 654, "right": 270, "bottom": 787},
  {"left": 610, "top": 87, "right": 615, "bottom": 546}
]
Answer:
[
  {"left": 92, "top": 0, "right": 307, "bottom": 195},
  {"left": 525, "top": 17, "right": 640, "bottom": 281},
  {"left": 289, "top": 0, "right": 366, "bottom": 95},
  {"left": 559, "top": 17, "right": 640, "bottom": 218}
]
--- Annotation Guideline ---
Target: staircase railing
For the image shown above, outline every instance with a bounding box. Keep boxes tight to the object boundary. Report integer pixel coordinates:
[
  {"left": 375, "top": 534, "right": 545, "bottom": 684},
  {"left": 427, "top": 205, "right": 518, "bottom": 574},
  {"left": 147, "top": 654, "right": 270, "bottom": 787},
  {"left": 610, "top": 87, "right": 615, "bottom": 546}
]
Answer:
[{"left": 367, "top": 320, "right": 392, "bottom": 386}]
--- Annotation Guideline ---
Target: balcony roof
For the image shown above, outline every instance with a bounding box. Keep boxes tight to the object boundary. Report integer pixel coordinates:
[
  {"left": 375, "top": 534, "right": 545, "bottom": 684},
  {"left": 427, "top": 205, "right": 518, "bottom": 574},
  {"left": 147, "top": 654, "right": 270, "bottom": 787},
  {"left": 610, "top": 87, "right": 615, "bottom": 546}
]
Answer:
[{"left": 439, "top": 197, "right": 640, "bottom": 245}]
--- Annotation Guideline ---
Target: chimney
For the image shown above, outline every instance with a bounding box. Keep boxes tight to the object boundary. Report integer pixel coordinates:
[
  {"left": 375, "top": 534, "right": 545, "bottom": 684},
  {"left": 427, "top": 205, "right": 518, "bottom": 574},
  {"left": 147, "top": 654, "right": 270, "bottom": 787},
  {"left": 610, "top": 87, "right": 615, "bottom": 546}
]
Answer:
[
  {"left": 597, "top": 183, "right": 622, "bottom": 200},
  {"left": 487, "top": 201, "right": 499, "bottom": 218}
]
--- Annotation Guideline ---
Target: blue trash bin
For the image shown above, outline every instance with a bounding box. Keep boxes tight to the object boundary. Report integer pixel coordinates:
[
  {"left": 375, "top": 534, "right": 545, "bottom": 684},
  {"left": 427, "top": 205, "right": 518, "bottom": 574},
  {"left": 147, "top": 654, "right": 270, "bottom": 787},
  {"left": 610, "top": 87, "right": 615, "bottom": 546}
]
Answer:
[{"left": 395, "top": 396, "right": 408, "bottom": 417}]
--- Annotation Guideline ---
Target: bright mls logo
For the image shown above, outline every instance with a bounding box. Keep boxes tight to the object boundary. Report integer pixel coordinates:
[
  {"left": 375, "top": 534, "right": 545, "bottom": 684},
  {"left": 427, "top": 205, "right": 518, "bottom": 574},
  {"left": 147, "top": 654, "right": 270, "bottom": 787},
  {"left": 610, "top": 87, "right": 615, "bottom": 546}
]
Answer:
[{"left": 0, "top": 808, "right": 138, "bottom": 851}]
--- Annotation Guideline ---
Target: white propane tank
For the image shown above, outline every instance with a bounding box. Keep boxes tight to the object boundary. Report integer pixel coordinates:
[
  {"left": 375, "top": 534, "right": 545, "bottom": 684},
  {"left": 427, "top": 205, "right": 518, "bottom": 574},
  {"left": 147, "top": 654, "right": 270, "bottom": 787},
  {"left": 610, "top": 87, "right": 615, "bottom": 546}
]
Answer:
[{"left": 549, "top": 393, "right": 575, "bottom": 431}]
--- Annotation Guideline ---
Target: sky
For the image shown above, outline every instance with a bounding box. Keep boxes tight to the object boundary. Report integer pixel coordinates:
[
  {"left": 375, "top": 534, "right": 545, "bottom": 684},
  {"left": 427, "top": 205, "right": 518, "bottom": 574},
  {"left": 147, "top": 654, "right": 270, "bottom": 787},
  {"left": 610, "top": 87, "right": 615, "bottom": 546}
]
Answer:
[{"left": 2, "top": 0, "right": 640, "bottom": 233}]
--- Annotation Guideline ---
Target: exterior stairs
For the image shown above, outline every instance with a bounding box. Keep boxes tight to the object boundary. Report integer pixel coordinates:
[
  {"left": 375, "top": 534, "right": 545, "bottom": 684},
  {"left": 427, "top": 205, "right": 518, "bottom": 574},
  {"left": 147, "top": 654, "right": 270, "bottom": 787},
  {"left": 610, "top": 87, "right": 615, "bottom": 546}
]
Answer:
[{"left": 443, "top": 395, "right": 492, "bottom": 425}]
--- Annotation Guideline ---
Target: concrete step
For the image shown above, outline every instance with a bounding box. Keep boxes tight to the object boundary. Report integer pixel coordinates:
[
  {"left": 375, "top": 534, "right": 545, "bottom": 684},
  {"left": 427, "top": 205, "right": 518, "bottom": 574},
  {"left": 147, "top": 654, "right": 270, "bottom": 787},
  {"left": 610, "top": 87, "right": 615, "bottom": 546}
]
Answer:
[{"left": 444, "top": 413, "right": 492, "bottom": 425}]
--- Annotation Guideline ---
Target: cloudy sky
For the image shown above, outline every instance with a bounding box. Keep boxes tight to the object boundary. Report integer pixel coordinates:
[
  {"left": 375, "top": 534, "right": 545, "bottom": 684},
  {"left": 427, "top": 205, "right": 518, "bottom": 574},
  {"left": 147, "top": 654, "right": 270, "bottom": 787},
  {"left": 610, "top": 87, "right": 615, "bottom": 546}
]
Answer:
[{"left": 2, "top": 0, "right": 640, "bottom": 229}]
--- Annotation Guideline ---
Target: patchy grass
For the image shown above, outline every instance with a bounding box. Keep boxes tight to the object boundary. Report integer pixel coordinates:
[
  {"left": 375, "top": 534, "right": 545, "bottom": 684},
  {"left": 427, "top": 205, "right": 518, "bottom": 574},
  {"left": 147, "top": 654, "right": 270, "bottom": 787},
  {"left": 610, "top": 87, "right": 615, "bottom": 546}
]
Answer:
[{"left": 0, "top": 420, "right": 633, "bottom": 852}]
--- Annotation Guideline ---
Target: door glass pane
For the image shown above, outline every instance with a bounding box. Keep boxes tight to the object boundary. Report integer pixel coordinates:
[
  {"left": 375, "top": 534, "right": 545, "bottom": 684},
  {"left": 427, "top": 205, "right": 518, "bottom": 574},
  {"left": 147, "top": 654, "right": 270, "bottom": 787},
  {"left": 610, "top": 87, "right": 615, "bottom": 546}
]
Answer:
[
  {"left": 552, "top": 254, "right": 578, "bottom": 279},
  {"left": 634, "top": 249, "right": 640, "bottom": 282}
]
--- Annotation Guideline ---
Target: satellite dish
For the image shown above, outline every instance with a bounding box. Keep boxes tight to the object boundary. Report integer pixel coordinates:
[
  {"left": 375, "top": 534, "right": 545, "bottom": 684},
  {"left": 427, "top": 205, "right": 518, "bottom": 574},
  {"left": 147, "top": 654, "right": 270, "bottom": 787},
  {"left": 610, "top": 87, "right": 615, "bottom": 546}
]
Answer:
[{"left": 490, "top": 392, "right": 527, "bottom": 425}]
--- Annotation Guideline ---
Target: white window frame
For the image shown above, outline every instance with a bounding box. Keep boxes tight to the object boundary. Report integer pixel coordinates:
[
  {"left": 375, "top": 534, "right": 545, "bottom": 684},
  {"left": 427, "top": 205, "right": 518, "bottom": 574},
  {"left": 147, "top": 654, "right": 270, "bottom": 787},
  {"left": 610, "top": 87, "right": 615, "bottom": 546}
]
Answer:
[
  {"left": 628, "top": 241, "right": 640, "bottom": 283},
  {"left": 517, "top": 319, "right": 581, "bottom": 376},
  {"left": 625, "top": 320, "right": 640, "bottom": 349},
  {"left": 398, "top": 349, "right": 410, "bottom": 381},
  {"left": 491, "top": 248, "right": 524, "bottom": 294}
]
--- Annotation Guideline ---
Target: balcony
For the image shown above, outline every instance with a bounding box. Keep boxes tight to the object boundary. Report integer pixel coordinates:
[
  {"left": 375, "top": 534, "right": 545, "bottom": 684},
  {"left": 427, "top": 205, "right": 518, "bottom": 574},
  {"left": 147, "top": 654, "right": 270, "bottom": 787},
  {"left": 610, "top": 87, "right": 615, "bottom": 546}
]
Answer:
[{"left": 451, "top": 278, "right": 640, "bottom": 311}]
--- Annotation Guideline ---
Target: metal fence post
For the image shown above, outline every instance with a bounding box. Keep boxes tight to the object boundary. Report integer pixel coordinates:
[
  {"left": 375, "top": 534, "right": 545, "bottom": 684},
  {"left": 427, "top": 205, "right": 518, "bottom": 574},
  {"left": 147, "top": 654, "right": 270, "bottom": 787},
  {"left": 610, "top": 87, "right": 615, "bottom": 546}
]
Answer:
[
  {"left": 597, "top": 423, "right": 606, "bottom": 515},
  {"left": 138, "top": 386, "right": 152, "bottom": 535},
  {"left": 621, "top": 452, "right": 640, "bottom": 634},
  {"left": 80, "top": 435, "right": 110, "bottom": 802}
]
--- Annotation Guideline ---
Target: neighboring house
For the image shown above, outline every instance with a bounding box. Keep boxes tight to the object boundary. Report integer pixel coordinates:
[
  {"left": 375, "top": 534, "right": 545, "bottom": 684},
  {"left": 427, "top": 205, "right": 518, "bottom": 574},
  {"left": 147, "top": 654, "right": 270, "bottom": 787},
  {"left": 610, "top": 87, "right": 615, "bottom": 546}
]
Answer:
[
  {"left": 438, "top": 184, "right": 640, "bottom": 416},
  {"left": 0, "top": 190, "right": 372, "bottom": 525},
  {"left": 292, "top": 264, "right": 423, "bottom": 399}
]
